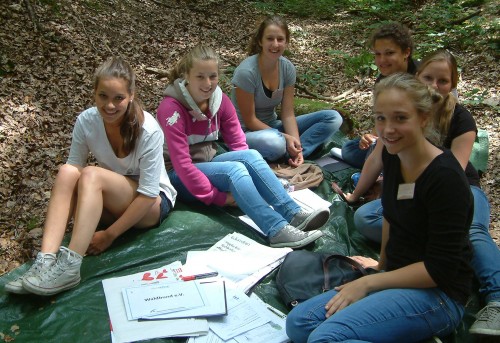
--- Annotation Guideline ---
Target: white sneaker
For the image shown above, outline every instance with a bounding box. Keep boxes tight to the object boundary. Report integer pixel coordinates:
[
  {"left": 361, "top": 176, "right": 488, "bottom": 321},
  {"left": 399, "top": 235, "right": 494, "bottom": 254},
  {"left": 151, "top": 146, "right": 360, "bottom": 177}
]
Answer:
[
  {"left": 469, "top": 301, "right": 500, "bottom": 336},
  {"left": 269, "top": 225, "right": 323, "bottom": 249},
  {"left": 22, "top": 246, "right": 82, "bottom": 296},
  {"left": 289, "top": 208, "right": 330, "bottom": 232},
  {"left": 5, "top": 252, "right": 56, "bottom": 294}
]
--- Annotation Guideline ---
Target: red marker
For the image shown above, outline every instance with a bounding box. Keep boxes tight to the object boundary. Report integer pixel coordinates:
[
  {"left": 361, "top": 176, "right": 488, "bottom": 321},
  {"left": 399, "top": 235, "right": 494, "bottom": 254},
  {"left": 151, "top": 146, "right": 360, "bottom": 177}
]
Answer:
[{"left": 181, "top": 272, "right": 218, "bottom": 281}]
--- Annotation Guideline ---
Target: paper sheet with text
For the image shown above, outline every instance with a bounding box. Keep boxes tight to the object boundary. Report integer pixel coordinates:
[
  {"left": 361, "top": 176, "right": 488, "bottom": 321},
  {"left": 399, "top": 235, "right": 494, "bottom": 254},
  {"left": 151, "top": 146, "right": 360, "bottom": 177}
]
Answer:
[
  {"left": 185, "top": 232, "right": 292, "bottom": 293},
  {"left": 102, "top": 261, "right": 208, "bottom": 343}
]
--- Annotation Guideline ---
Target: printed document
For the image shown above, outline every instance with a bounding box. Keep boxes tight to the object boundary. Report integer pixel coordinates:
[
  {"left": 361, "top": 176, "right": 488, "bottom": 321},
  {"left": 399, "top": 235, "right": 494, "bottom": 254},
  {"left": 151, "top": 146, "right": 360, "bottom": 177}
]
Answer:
[
  {"left": 123, "top": 280, "right": 204, "bottom": 320},
  {"left": 185, "top": 233, "right": 291, "bottom": 292},
  {"left": 187, "top": 293, "right": 289, "bottom": 343},
  {"left": 102, "top": 261, "right": 208, "bottom": 343},
  {"left": 138, "top": 279, "right": 227, "bottom": 320},
  {"left": 207, "top": 288, "right": 270, "bottom": 341}
]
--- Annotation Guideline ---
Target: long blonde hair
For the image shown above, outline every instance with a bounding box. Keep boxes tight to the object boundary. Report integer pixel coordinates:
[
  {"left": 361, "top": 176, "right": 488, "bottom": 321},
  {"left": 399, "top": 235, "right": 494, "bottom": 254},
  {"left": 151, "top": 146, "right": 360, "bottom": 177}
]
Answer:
[
  {"left": 168, "top": 45, "right": 219, "bottom": 83},
  {"left": 417, "top": 49, "right": 459, "bottom": 144},
  {"left": 94, "top": 57, "right": 144, "bottom": 155}
]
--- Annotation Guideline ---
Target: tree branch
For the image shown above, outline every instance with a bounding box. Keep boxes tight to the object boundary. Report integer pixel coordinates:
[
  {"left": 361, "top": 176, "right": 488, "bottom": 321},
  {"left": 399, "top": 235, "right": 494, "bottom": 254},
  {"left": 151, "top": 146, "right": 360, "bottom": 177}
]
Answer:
[
  {"left": 296, "top": 75, "right": 368, "bottom": 103},
  {"left": 23, "top": 0, "right": 40, "bottom": 32},
  {"left": 450, "top": 9, "right": 482, "bottom": 26}
]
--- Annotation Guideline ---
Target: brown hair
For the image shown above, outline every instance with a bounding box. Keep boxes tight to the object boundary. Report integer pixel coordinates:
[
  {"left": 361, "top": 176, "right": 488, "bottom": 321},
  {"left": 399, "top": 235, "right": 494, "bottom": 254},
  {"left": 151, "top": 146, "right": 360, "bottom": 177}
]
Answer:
[
  {"left": 94, "top": 57, "right": 144, "bottom": 155},
  {"left": 417, "top": 49, "right": 459, "bottom": 142},
  {"left": 373, "top": 73, "right": 443, "bottom": 144},
  {"left": 168, "top": 44, "right": 220, "bottom": 83},
  {"left": 369, "top": 22, "right": 414, "bottom": 57},
  {"left": 247, "top": 15, "right": 290, "bottom": 56}
]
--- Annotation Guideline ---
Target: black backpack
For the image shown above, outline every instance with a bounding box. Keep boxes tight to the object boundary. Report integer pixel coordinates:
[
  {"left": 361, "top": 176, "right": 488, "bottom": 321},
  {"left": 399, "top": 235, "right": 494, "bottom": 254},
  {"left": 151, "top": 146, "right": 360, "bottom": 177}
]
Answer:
[{"left": 275, "top": 250, "right": 378, "bottom": 308}]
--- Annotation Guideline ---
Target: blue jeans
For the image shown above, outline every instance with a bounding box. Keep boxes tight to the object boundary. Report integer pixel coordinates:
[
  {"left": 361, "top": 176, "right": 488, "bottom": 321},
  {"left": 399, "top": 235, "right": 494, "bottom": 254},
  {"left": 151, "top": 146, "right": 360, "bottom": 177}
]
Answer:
[
  {"left": 167, "top": 149, "right": 300, "bottom": 237},
  {"left": 354, "top": 186, "right": 500, "bottom": 303},
  {"left": 245, "top": 110, "right": 342, "bottom": 161},
  {"left": 341, "top": 138, "right": 367, "bottom": 169},
  {"left": 468, "top": 186, "right": 500, "bottom": 303},
  {"left": 341, "top": 138, "right": 377, "bottom": 169},
  {"left": 354, "top": 198, "right": 383, "bottom": 243},
  {"left": 286, "top": 287, "right": 464, "bottom": 343}
]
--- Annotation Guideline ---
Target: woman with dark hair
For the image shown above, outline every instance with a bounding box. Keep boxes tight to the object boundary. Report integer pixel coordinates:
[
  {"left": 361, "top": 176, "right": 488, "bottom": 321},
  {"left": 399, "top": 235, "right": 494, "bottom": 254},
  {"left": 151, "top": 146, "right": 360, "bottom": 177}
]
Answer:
[{"left": 341, "top": 22, "right": 418, "bottom": 169}]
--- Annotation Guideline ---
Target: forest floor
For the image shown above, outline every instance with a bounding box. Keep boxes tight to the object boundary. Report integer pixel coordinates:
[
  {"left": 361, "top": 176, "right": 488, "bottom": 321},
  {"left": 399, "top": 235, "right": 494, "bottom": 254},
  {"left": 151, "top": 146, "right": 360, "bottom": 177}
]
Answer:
[{"left": 0, "top": 0, "right": 498, "bottom": 275}]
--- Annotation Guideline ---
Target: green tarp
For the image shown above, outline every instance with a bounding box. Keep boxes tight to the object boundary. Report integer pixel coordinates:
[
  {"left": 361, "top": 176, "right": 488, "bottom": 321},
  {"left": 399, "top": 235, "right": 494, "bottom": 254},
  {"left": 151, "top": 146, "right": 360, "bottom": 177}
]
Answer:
[{"left": 0, "top": 137, "right": 482, "bottom": 343}]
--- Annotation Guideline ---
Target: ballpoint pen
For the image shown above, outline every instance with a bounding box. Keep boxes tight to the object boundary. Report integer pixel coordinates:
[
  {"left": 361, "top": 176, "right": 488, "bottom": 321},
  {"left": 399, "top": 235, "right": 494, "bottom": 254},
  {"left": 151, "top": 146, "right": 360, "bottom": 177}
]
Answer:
[{"left": 180, "top": 272, "right": 219, "bottom": 281}]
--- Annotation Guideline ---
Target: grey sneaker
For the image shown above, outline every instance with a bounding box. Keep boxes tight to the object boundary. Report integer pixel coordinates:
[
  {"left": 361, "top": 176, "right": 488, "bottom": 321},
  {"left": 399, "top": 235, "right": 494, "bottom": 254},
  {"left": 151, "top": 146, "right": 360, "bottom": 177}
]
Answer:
[
  {"left": 469, "top": 301, "right": 500, "bottom": 336},
  {"left": 290, "top": 208, "right": 330, "bottom": 232},
  {"left": 5, "top": 252, "right": 57, "bottom": 294},
  {"left": 22, "top": 246, "right": 82, "bottom": 296},
  {"left": 270, "top": 225, "right": 323, "bottom": 249}
]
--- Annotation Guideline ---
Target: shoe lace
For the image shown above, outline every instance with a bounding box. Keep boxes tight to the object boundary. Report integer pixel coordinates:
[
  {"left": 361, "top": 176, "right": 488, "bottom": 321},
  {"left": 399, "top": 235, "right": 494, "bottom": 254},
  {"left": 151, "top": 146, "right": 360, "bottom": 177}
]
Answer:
[
  {"left": 36, "top": 259, "right": 67, "bottom": 282},
  {"left": 283, "top": 225, "right": 308, "bottom": 239},
  {"left": 476, "top": 303, "right": 500, "bottom": 323},
  {"left": 28, "top": 254, "right": 53, "bottom": 275}
]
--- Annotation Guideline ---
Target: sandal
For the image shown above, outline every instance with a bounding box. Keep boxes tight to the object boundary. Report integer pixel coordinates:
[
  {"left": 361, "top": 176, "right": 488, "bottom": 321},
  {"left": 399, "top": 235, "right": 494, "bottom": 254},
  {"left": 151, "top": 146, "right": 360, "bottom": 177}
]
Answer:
[
  {"left": 331, "top": 182, "right": 365, "bottom": 206},
  {"left": 331, "top": 182, "right": 348, "bottom": 202}
]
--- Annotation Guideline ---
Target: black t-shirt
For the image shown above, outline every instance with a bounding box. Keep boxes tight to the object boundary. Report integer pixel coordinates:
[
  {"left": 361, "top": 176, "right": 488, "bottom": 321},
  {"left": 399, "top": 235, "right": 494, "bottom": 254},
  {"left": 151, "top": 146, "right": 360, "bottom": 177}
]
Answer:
[
  {"left": 442, "top": 104, "right": 480, "bottom": 186},
  {"left": 382, "top": 148, "right": 473, "bottom": 305}
]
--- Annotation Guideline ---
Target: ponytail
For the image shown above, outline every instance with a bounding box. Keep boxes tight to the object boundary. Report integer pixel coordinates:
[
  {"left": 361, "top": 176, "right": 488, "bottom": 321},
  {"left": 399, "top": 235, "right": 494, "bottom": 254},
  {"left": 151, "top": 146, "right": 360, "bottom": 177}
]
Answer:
[{"left": 417, "top": 49, "right": 459, "bottom": 144}]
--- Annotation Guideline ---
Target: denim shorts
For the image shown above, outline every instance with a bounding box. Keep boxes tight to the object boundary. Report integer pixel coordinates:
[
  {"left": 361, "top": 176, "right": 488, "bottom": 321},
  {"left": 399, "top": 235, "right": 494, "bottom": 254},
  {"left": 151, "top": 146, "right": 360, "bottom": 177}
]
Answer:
[{"left": 159, "top": 192, "right": 172, "bottom": 224}]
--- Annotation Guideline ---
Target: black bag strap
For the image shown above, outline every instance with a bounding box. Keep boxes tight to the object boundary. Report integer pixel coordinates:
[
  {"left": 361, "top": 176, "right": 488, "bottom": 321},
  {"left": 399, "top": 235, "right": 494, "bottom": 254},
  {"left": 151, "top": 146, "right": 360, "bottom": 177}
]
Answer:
[{"left": 322, "top": 254, "right": 370, "bottom": 292}]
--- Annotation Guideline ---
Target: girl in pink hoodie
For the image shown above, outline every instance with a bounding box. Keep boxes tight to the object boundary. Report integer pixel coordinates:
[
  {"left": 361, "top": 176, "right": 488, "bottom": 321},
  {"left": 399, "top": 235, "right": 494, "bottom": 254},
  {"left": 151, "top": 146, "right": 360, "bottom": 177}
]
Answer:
[{"left": 157, "top": 45, "right": 329, "bottom": 249}]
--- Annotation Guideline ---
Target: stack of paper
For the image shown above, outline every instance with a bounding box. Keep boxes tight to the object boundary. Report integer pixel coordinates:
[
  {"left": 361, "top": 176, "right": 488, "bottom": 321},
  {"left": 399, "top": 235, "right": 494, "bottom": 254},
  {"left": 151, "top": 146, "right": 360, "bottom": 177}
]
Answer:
[
  {"left": 187, "top": 290, "right": 290, "bottom": 343},
  {"left": 102, "top": 262, "right": 210, "bottom": 343},
  {"left": 102, "top": 233, "right": 294, "bottom": 342}
]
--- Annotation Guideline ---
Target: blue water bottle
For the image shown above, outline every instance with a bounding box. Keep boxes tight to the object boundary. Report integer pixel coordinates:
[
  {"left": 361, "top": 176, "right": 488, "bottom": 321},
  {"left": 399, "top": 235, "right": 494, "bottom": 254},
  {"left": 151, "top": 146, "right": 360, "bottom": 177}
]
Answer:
[{"left": 351, "top": 172, "right": 361, "bottom": 188}]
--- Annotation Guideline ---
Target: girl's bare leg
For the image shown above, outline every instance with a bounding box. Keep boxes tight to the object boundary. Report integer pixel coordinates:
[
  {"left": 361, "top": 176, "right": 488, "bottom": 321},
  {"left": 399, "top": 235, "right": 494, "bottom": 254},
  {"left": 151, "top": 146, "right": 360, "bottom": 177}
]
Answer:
[
  {"left": 67, "top": 166, "right": 160, "bottom": 256},
  {"left": 41, "top": 164, "right": 82, "bottom": 254}
]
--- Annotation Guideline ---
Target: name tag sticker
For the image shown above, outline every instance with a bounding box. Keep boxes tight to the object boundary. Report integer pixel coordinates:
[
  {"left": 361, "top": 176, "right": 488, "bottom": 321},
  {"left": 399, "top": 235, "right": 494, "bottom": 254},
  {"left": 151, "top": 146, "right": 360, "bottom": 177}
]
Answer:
[{"left": 397, "top": 183, "right": 415, "bottom": 200}]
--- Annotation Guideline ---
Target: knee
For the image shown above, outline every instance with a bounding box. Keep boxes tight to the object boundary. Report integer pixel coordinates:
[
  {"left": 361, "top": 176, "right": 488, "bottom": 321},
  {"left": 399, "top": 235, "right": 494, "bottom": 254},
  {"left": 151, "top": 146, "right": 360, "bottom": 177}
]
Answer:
[
  {"left": 78, "top": 166, "right": 101, "bottom": 188},
  {"left": 341, "top": 138, "right": 360, "bottom": 153},
  {"left": 57, "top": 163, "right": 81, "bottom": 180},
  {"left": 253, "top": 133, "right": 286, "bottom": 161},
  {"left": 320, "top": 110, "right": 343, "bottom": 131},
  {"left": 227, "top": 162, "right": 249, "bottom": 181},
  {"left": 469, "top": 224, "right": 491, "bottom": 243},
  {"left": 354, "top": 206, "right": 382, "bottom": 243},
  {"left": 286, "top": 309, "right": 309, "bottom": 343},
  {"left": 353, "top": 204, "right": 370, "bottom": 228},
  {"left": 244, "top": 149, "right": 265, "bottom": 163}
]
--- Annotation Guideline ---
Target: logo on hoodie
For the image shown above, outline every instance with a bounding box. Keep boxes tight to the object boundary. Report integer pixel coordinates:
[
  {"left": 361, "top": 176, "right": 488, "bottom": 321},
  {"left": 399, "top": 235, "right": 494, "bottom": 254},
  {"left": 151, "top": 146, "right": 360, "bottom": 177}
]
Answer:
[{"left": 167, "top": 111, "right": 180, "bottom": 126}]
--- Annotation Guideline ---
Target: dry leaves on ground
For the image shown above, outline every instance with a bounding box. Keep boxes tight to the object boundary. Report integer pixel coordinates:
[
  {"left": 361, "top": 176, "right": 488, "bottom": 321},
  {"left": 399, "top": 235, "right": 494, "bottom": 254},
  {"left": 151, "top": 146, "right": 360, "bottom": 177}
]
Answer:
[{"left": 0, "top": 0, "right": 498, "bottom": 276}]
